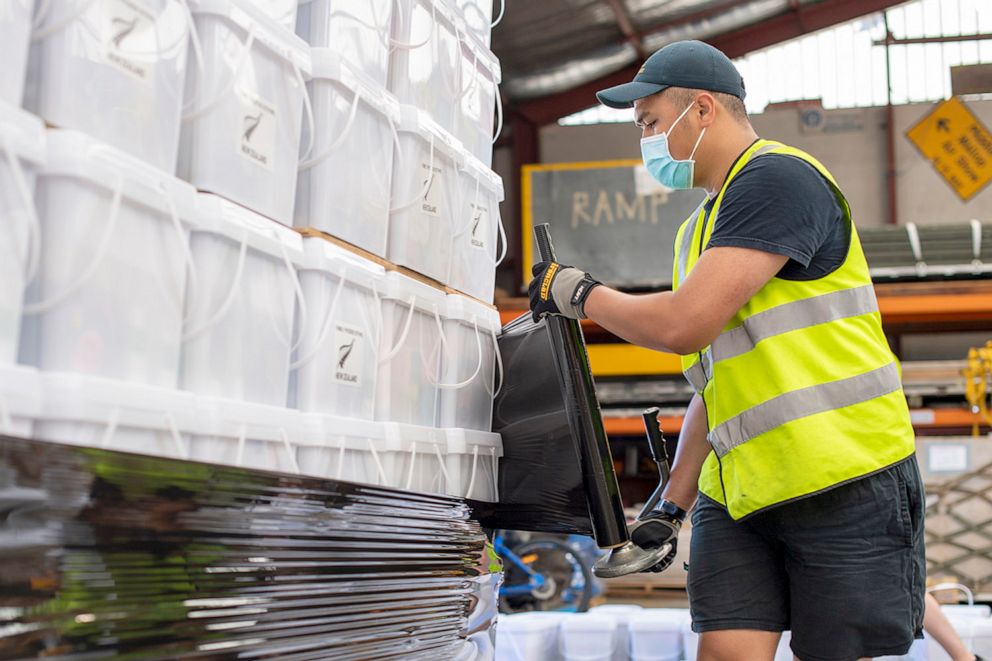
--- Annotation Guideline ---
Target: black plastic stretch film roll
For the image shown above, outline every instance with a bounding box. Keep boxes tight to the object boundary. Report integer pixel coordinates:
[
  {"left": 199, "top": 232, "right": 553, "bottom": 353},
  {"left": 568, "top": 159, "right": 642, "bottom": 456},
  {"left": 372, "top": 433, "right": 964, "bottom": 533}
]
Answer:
[
  {"left": 0, "top": 435, "right": 498, "bottom": 660},
  {"left": 534, "top": 224, "right": 629, "bottom": 549}
]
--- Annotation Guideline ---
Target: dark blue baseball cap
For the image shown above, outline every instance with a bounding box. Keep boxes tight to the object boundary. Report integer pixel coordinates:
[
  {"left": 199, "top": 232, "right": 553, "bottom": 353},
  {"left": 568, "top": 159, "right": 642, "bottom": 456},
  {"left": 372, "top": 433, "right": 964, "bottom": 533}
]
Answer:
[{"left": 596, "top": 40, "right": 746, "bottom": 109}]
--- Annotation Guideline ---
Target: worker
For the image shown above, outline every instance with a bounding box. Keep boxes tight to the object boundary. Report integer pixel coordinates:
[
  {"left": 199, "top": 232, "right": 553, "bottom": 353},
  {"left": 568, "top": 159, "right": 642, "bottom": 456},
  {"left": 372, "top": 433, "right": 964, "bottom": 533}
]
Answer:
[{"left": 528, "top": 40, "right": 924, "bottom": 661}]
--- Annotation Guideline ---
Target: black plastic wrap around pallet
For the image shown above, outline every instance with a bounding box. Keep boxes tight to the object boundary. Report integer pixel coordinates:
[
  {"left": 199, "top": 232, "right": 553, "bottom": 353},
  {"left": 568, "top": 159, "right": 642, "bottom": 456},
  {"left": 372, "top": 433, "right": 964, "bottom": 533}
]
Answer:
[{"left": 0, "top": 435, "right": 498, "bottom": 660}]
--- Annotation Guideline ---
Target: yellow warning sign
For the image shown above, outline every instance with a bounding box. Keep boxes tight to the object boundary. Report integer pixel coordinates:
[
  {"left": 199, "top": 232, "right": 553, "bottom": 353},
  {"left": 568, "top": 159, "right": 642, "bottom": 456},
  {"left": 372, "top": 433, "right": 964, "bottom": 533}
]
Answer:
[{"left": 906, "top": 96, "right": 992, "bottom": 201}]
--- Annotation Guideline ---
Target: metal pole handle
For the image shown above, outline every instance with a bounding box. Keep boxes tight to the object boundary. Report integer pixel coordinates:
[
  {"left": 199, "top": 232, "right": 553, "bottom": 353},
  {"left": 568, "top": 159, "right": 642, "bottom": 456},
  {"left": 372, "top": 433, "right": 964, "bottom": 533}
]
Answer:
[{"left": 535, "top": 223, "right": 555, "bottom": 262}]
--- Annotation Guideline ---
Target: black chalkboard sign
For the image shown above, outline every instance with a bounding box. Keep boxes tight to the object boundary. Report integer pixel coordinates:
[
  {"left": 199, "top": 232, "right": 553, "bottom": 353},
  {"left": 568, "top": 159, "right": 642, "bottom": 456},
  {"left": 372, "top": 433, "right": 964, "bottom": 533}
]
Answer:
[{"left": 521, "top": 160, "right": 707, "bottom": 289}]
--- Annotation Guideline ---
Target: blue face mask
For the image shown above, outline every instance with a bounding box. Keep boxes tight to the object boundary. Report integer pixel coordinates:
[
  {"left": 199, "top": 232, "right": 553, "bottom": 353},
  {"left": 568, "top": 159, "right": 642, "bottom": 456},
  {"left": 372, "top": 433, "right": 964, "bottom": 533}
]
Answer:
[{"left": 640, "top": 102, "right": 706, "bottom": 190}]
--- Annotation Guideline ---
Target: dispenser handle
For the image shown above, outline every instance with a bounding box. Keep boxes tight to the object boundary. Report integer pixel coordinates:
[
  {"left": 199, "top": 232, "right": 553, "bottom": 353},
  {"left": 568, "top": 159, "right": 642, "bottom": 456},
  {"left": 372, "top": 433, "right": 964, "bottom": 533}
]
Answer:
[{"left": 535, "top": 223, "right": 556, "bottom": 262}]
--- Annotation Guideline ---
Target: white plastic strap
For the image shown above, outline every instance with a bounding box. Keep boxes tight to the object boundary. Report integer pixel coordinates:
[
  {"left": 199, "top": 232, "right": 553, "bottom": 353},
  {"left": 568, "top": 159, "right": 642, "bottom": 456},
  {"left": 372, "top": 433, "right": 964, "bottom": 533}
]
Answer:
[
  {"left": 453, "top": 173, "right": 482, "bottom": 240},
  {"left": 23, "top": 176, "right": 124, "bottom": 315},
  {"left": 179, "top": 0, "right": 205, "bottom": 74},
  {"left": 432, "top": 442, "right": 451, "bottom": 486},
  {"left": 294, "top": 63, "right": 317, "bottom": 164},
  {"left": 389, "top": 134, "right": 436, "bottom": 213},
  {"left": 279, "top": 242, "right": 308, "bottom": 354},
  {"left": 367, "top": 437, "right": 388, "bottom": 485},
  {"left": 334, "top": 443, "right": 346, "bottom": 480},
  {"left": 971, "top": 218, "right": 983, "bottom": 266},
  {"left": 182, "top": 27, "right": 256, "bottom": 122},
  {"left": 484, "top": 326, "right": 504, "bottom": 398},
  {"left": 235, "top": 424, "right": 247, "bottom": 467},
  {"left": 491, "top": 0, "right": 505, "bottom": 27},
  {"left": 390, "top": 0, "right": 435, "bottom": 51},
  {"left": 290, "top": 265, "right": 347, "bottom": 369},
  {"left": 378, "top": 295, "right": 417, "bottom": 364},
  {"left": 181, "top": 232, "right": 249, "bottom": 341},
  {"left": 464, "top": 444, "right": 479, "bottom": 499},
  {"left": 494, "top": 206, "right": 508, "bottom": 266},
  {"left": 492, "top": 85, "right": 504, "bottom": 144},
  {"left": 298, "top": 88, "right": 362, "bottom": 171},
  {"left": 279, "top": 428, "right": 301, "bottom": 474},
  {"left": 159, "top": 183, "right": 198, "bottom": 324},
  {"left": 99, "top": 408, "right": 122, "bottom": 448},
  {"left": 405, "top": 442, "right": 417, "bottom": 490},
  {"left": 927, "top": 582, "right": 975, "bottom": 605},
  {"left": 490, "top": 446, "right": 498, "bottom": 501},
  {"left": 1, "top": 133, "right": 41, "bottom": 284},
  {"left": 0, "top": 394, "right": 13, "bottom": 434},
  {"left": 166, "top": 413, "right": 189, "bottom": 460},
  {"left": 905, "top": 222, "right": 927, "bottom": 276},
  {"left": 432, "top": 313, "right": 483, "bottom": 390}
]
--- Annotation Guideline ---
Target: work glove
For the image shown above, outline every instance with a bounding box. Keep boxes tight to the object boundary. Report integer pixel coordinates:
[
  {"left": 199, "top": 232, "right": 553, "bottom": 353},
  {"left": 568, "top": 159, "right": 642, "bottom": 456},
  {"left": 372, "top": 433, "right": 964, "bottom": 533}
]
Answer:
[
  {"left": 628, "top": 500, "right": 685, "bottom": 573},
  {"left": 527, "top": 261, "right": 601, "bottom": 323}
]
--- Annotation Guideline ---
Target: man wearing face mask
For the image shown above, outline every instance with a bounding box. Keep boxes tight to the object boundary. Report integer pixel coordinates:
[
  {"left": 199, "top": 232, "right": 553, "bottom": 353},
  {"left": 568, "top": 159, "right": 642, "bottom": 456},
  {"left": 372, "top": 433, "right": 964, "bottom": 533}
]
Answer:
[{"left": 528, "top": 41, "right": 924, "bottom": 661}]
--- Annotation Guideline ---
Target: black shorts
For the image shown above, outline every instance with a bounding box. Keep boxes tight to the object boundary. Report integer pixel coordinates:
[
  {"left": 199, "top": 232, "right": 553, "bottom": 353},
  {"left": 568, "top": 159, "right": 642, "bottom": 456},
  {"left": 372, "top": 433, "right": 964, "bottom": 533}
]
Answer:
[{"left": 687, "top": 457, "right": 926, "bottom": 661}]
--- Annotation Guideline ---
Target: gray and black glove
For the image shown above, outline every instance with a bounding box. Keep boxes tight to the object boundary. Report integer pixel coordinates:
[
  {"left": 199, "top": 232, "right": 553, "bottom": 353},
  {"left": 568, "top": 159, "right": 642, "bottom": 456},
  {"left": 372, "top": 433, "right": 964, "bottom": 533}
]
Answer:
[
  {"left": 628, "top": 500, "right": 686, "bottom": 573},
  {"left": 528, "top": 261, "right": 601, "bottom": 322}
]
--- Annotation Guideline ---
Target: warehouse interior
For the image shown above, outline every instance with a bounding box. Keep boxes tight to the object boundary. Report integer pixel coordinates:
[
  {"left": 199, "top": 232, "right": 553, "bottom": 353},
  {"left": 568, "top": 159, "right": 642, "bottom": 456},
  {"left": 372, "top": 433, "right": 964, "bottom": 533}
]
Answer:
[{"left": 2, "top": 0, "right": 992, "bottom": 659}]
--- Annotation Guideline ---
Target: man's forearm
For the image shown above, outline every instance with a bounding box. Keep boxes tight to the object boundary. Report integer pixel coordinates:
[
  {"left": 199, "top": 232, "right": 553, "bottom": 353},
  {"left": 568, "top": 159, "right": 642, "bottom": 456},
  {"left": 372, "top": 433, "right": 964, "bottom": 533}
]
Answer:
[
  {"left": 660, "top": 393, "right": 710, "bottom": 512},
  {"left": 583, "top": 286, "right": 686, "bottom": 354}
]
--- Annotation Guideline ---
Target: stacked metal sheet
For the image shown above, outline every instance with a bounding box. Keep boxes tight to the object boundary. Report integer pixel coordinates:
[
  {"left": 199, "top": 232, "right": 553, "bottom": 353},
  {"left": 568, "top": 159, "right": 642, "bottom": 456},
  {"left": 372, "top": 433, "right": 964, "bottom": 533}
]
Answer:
[
  {"left": 0, "top": 435, "right": 498, "bottom": 660},
  {"left": 860, "top": 221, "right": 992, "bottom": 280}
]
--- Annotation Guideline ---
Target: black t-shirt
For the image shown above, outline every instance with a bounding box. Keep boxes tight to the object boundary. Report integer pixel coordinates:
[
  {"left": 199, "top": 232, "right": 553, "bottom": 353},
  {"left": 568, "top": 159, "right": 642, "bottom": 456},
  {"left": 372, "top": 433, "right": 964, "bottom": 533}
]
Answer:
[{"left": 702, "top": 152, "right": 849, "bottom": 281}]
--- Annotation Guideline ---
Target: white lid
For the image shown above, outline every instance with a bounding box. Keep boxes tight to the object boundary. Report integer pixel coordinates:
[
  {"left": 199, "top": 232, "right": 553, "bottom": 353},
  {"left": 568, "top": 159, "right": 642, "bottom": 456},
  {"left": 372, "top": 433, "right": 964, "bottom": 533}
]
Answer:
[
  {"left": 0, "top": 363, "right": 41, "bottom": 421},
  {"left": 299, "top": 413, "right": 388, "bottom": 447},
  {"left": 560, "top": 612, "right": 620, "bottom": 633},
  {"left": 385, "top": 421, "right": 447, "bottom": 447},
  {"left": 444, "top": 428, "right": 502, "bottom": 457},
  {"left": 396, "top": 105, "right": 465, "bottom": 164},
  {"left": 44, "top": 130, "right": 197, "bottom": 221},
  {"left": 458, "top": 19, "right": 501, "bottom": 84},
  {"left": 309, "top": 48, "right": 400, "bottom": 124},
  {"left": 189, "top": 0, "right": 311, "bottom": 74},
  {"left": 198, "top": 395, "right": 302, "bottom": 441},
  {"left": 629, "top": 610, "right": 692, "bottom": 630},
  {"left": 194, "top": 193, "right": 304, "bottom": 263},
  {"left": 500, "top": 612, "right": 567, "bottom": 632},
  {"left": 460, "top": 153, "right": 504, "bottom": 200},
  {"left": 380, "top": 271, "right": 446, "bottom": 315},
  {"left": 590, "top": 604, "right": 644, "bottom": 614},
  {"left": 0, "top": 101, "right": 45, "bottom": 166},
  {"left": 445, "top": 293, "right": 501, "bottom": 331},
  {"left": 38, "top": 371, "right": 199, "bottom": 432},
  {"left": 300, "top": 237, "right": 385, "bottom": 291}
]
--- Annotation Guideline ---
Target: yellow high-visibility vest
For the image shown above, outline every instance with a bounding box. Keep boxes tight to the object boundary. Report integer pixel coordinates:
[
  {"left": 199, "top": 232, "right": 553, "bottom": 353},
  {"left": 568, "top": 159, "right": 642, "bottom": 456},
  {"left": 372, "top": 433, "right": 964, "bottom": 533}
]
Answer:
[{"left": 672, "top": 139, "right": 915, "bottom": 520}]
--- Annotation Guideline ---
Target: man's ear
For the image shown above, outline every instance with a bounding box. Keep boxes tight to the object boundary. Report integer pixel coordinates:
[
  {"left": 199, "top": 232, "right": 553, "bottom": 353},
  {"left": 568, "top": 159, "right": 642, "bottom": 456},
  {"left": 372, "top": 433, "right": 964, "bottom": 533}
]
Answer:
[{"left": 696, "top": 93, "right": 717, "bottom": 128}]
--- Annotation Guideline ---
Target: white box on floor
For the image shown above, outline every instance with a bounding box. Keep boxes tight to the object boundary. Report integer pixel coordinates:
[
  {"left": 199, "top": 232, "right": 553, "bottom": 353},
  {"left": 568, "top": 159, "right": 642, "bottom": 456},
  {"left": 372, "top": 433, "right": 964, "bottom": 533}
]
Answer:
[
  {"left": 444, "top": 428, "right": 500, "bottom": 501},
  {"left": 496, "top": 612, "right": 566, "bottom": 661},
  {"left": 456, "top": 33, "right": 500, "bottom": 165},
  {"left": 26, "top": 0, "right": 189, "bottom": 171},
  {"left": 296, "top": 0, "right": 393, "bottom": 87},
  {"left": 388, "top": 0, "right": 462, "bottom": 135},
  {"left": 0, "top": 103, "right": 45, "bottom": 365},
  {"left": 180, "top": 0, "right": 311, "bottom": 224},
  {"left": 293, "top": 236, "right": 384, "bottom": 420},
  {"left": 0, "top": 0, "right": 33, "bottom": 105},
  {"left": 449, "top": 157, "right": 504, "bottom": 303},
  {"left": 296, "top": 49, "right": 399, "bottom": 257},
  {"left": 191, "top": 396, "right": 303, "bottom": 473},
  {"left": 247, "top": 0, "right": 297, "bottom": 27},
  {"left": 36, "top": 372, "right": 199, "bottom": 460},
  {"left": 560, "top": 613, "right": 618, "bottom": 661},
  {"left": 181, "top": 193, "right": 303, "bottom": 406},
  {"left": 628, "top": 610, "right": 687, "bottom": 661},
  {"left": 0, "top": 364, "right": 41, "bottom": 438},
  {"left": 438, "top": 294, "right": 500, "bottom": 431},
  {"left": 20, "top": 130, "right": 196, "bottom": 388},
  {"left": 375, "top": 272, "right": 446, "bottom": 426},
  {"left": 389, "top": 106, "right": 463, "bottom": 284}
]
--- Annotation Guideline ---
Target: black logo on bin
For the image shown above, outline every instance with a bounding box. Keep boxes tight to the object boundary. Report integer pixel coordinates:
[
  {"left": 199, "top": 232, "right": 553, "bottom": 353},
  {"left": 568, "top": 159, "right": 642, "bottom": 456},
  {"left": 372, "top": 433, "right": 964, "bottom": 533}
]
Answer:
[
  {"left": 337, "top": 339, "right": 356, "bottom": 370},
  {"left": 243, "top": 113, "right": 263, "bottom": 143},
  {"left": 110, "top": 16, "right": 138, "bottom": 49}
]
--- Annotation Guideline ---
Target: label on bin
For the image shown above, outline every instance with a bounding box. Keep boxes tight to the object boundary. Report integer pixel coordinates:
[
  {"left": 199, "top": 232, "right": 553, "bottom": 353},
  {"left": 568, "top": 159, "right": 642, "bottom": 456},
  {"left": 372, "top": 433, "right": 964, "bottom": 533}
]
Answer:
[
  {"left": 102, "top": 0, "right": 156, "bottom": 82},
  {"left": 469, "top": 202, "right": 488, "bottom": 250},
  {"left": 236, "top": 89, "right": 276, "bottom": 171},
  {"left": 334, "top": 323, "right": 364, "bottom": 387},
  {"left": 421, "top": 161, "right": 444, "bottom": 217}
]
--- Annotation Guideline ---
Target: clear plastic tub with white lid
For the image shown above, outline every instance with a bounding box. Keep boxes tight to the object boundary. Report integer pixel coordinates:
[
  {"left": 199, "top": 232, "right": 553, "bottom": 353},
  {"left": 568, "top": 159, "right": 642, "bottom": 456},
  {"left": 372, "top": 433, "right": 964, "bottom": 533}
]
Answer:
[
  {"left": 190, "top": 395, "right": 303, "bottom": 474},
  {"left": 35, "top": 371, "right": 201, "bottom": 460},
  {"left": 438, "top": 293, "right": 501, "bottom": 431},
  {"left": 449, "top": 153, "right": 505, "bottom": 303},
  {"left": 26, "top": 0, "right": 190, "bottom": 171},
  {"left": 388, "top": 105, "right": 463, "bottom": 284},
  {"left": 388, "top": 0, "right": 462, "bottom": 135},
  {"left": 374, "top": 271, "right": 446, "bottom": 427},
  {"left": 443, "top": 427, "right": 501, "bottom": 501},
  {"left": 295, "top": 49, "right": 399, "bottom": 258},
  {"left": 292, "top": 236, "right": 385, "bottom": 420},
  {"left": 20, "top": 129, "right": 197, "bottom": 389},
  {"left": 179, "top": 0, "right": 313, "bottom": 224},
  {"left": 456, "top": 29, "right": 501, "bottom": 166},
  {"left": 295, "top": 0, "right": 393, "bottom": 87},
  {"left": 181, "top": 192, "right": 304, "bottom": 407},
  {"left": 297, "top": 413, "right": 389, "bottom": 481},
  {"left": 0, "top": 103, "right": 45, "bottom": 366},
  {"left": 0, "top": 0, "right": 34, "bottom": 105}
]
